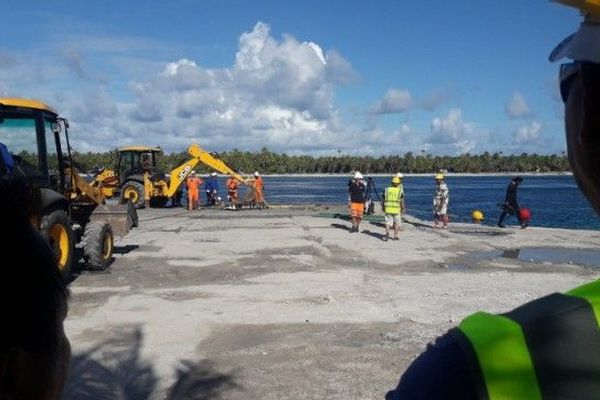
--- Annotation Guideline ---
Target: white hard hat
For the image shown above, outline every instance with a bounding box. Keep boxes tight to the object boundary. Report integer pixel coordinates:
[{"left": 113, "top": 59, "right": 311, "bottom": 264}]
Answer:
[
  {"left": 354, "top": 171, "right": 363, "bottom": 180},
  {"left": 211, "top": 172, "right": 217, "bottom": 176},
  {"left": 254, "top": 171, "right": 260, "bottom": 177},
  {"left": 396, "top": 172, "right": 404, "bottom": 178},
  {"left": 190, "top": 170, "right": 196, "bottom": 175}
]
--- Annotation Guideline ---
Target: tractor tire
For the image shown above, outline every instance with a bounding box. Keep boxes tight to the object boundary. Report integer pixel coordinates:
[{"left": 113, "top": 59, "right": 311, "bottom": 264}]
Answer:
[
  {"left": 40, "top": 209, "right": 75, "bottom": 277},
  {"left": 83, "top": 221, "right": 114, "bottom": 271},
  {"left": 121, "top": 181, "right": 145, "bottom": 209}
]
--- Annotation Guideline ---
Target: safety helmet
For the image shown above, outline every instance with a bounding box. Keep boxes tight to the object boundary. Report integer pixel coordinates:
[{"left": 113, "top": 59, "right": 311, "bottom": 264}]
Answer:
[
  {"left": 392, "top": 176, "right": 401, "bottom": 184},
  {"left": 354, "top": 171, "right": 363, "bottom": 180},
  {"left": 254, "top": 171, "right": 260, "bottom": 177},
  {"left": 435, "top": 173, "right": 445, "bottom": 180},
  {"left": 211, "top": 172, "right": 217, "bottom": 176},
  {"left": 190, "top": 171, "right": 196, "bottom": 175},
  {"left": 471, "top": 210, "right": 484, "bottom": 221},
  {"left": 396, "top": 173, "right": 404, "bottom": 179}
]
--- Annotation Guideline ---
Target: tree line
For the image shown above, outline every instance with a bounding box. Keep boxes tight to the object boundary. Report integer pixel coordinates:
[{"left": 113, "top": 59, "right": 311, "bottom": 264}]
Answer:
[{"left": 22, "top": 147, "right": 571, "bottom": 174}]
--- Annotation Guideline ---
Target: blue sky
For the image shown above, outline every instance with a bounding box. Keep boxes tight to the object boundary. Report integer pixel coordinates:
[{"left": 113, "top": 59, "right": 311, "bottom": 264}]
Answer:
[{"left": 1, "top": 0, "right": 581, "bottom": 155}]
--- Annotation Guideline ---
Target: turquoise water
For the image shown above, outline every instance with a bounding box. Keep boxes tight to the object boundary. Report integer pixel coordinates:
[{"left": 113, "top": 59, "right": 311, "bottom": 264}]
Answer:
[{"left": 252, "top": 175, "right": 599, "bottom": 230}]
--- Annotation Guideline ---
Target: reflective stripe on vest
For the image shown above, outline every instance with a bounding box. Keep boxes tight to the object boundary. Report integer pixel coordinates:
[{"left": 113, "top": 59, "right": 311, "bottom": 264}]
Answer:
[
  {"left": 459, "top": 279, "right": 600, "bottom": 400},
  {"left": 384, "top": 186, "right": 402, "bottom": 215}
]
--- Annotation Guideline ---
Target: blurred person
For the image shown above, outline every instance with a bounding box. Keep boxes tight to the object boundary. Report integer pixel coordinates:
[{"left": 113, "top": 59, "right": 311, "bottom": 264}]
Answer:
[
  {"left": 0, "top": 180, "right": 71, "bottom": 400},
  {"left": 186, "top": 171, "right": 202, "bottom": 211},
  {"left": 497, "top": 176, "right": 525, "bottom": 228},
  {"left": 252, "top": 171, "right": 266, "bottom": 208},
  {"left": 348, "top": 171, "right": 367, "bottom": 232},
  {"left": 383, "top": 175, "right": 405, "bottom": 241},
  {"left": 205, "top": 172, "right": 219, "bottom": 206},
  {"left": 433, "top": 174, "right": 449, "bottom": 229},
  {"left": 226, "top": 175, "right": 240, "bottom": 208},
  {"left": 385, "top": 6, "right": 600, "bottom": 399}
]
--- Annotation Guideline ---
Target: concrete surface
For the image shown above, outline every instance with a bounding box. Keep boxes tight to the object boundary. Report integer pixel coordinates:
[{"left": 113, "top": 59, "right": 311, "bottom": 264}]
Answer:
[{"left": 63, "top": 206, "right": 600, "bottom": 399}]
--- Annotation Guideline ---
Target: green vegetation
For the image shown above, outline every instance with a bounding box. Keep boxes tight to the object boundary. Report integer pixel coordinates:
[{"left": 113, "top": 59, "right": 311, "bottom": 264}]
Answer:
[{"left": 17, "top": 147, "right": 570, "bottom": 174}]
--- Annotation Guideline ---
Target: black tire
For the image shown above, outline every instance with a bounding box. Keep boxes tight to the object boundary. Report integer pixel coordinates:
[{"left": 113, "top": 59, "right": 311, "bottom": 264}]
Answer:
[
  {"left": 40, "top": 209, "right": 75, "bottom": 278},
  {"left": 83, "top": 221, "right": 114, "bottom": 271},
  {"left": 121, "top": 181, "right": 145, "bottom": 209}
]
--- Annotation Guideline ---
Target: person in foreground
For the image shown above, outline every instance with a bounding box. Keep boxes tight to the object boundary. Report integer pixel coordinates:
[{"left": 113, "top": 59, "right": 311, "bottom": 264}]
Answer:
[
  {"left": 386, "top": 6, "right": 600, "bottom": 399},
  {"left": 0, "top": 180, "right": 71, "bottom": 400}
]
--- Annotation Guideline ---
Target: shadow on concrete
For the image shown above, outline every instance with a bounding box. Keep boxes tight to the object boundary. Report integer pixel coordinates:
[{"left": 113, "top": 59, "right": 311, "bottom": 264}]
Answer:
[
  {"left": 330, "top": 223, "right": 352, "bottom": 232},
  {"left": 113, "top": 244, "right": 139, "bottom": 255},
  {"left": 332, "top": 213, "right": 351, "bottom": 221},
  {"left": 167, "top": 360, "right": 240, "bottom": 400},
  {"left": 368, "top": 220, "right": 386, "bottom": 228},
  {"left": 360, "top": 229, "right": 388, "bottom": 241},
  {"left": 62, "top": 327, "right": 157, "bottom": 399}
]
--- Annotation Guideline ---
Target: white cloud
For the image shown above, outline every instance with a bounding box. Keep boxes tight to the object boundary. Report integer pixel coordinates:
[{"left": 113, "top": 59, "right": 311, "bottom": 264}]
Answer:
[
  {"left": 425, "top": 109, "right": 481, "bottom": 154},
  {"left": 515, "top": 121, "right": 542, "bottom": 144},
  {"left": 369, "top": 89, "right": 412, "bottom": 114},
  {"left": 421, "top": 86, "right": 454, "bottom": 111},
  {"left": 429, "top": 109, "right": 473, "bottom": 144},
  {"left": 33, "top": 22, "right": 363, "bottom": 154},
  {"left": 505, "top": 91, "right": 531, "bottom": 119}
]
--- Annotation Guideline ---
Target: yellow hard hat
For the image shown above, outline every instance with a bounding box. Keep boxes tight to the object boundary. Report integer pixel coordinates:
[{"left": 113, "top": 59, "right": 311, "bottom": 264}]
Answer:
[
  {"left": 435, "top": 174, "right": 445, "bottom": 180},
  {"left": 392, "top": 176, "right": 401, "bottom": 184},
  {"left": 471, "top": 210, "right": 484, "bottom": 220}
]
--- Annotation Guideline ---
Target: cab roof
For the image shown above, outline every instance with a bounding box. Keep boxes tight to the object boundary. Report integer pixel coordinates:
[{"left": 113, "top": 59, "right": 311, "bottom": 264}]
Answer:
[
  {"left": 118, "top": 146, "right": 163, "bottom": 153},
  {"left": 0, "top": 98, "right": 58, "bottom": 116}
]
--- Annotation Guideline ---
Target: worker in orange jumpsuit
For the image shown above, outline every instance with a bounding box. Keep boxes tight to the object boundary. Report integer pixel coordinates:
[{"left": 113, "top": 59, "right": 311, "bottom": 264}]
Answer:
[
  {"left": 252, "top": 171, "right": 265, "bottom": 208},
  {"left": 226, "top": 175, "right": 240, "bottom": 208},
  {"left": 186, "top": 171, "right": 203, "bottom": 211}
]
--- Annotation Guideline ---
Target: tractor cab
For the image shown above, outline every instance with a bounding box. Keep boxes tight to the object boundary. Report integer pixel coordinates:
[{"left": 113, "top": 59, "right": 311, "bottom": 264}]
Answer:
[
  {"left": 0, "top": 98, "right": 65, "bottom": 190},
  {"left": 116, "top": 146, "right": 163, "bottom": 183}
]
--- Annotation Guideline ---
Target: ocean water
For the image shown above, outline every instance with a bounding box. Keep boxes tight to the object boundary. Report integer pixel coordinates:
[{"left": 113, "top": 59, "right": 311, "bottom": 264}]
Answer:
[{"left": 245, "top": 175, "right": 599, "bottom": 231}]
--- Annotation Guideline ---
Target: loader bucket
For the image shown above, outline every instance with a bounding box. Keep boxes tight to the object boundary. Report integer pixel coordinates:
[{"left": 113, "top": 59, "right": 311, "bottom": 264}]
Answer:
[{"left": 90, "top": 201, "right": 138, "bottom": 237}]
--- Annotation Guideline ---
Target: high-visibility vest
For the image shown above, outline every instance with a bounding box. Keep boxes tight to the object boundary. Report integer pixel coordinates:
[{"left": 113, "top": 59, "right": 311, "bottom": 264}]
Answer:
[
  {"left": 384, "top": 186, "right": 403, "bottom": 215},
  {"left": 458, "top": 279, "right": 600, "bottom": 400}
]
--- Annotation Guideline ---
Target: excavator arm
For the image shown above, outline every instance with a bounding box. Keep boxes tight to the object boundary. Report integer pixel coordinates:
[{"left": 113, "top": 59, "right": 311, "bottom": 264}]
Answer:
[
  {"left": 164, "top": 144, "right": 246, "bottom": 198},
  {"left": 165, "top": 157, "right": 201, "bottom": 198},
  {"left": 187, "top": 144, "right": 246, "bottom": 183}
]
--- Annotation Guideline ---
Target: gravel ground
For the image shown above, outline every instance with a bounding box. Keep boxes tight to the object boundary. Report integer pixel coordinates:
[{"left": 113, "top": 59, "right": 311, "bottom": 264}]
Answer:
[{"left": 62, "top": 206, "right": 600, "bottom": 399}]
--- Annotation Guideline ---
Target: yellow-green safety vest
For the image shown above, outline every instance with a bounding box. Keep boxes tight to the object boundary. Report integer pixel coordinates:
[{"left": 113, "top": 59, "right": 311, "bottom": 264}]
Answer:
[
  {"left": 384, "top": 186, "right": 403, "bottom": 215},
  {"left": 458, "top": 279, "right": 600, "bottom": 400}
]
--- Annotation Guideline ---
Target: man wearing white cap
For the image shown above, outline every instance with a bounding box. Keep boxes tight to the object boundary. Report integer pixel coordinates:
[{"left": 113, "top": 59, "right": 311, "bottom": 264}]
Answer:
[
  {"left": 205, "top": 171, "right": 219, "bottom": 206},
  {"left": 252, "top": 171, "right": 266, "bottom": 208},
  {"left": 347, "top": 171, "right": 367, "bottom": 232}
]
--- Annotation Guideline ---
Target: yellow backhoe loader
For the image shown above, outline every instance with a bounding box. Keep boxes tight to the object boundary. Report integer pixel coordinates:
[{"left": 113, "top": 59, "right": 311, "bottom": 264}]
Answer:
[
  {"left": 0, "top": 98, "right": 137, "bottom": 277},
  {"left": 95, "top": 144, "right": 246, "bottom": 208}
]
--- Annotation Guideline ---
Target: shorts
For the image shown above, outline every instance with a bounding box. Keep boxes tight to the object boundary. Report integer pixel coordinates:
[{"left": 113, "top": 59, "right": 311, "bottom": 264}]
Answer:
[
  {"left": 350, "top": 202, "right": 364, "bottom": 218},
  {"left": 385, "top": 214, "right": 402, "bottom": 226},
  {"left": 434, "top": 212, "right": 447, "bottom": 221}
]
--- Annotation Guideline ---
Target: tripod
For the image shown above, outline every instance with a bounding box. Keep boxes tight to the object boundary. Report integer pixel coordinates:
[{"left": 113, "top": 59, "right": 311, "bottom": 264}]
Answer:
[{"left": 365, "top": 177, "right": 383, "bottom": 215}]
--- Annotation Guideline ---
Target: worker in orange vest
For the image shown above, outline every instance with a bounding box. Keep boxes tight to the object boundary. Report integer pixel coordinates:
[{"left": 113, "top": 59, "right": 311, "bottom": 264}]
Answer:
[
  {"left": 186, "top": 171, "right": 203, "bottom": 211},
  {"left": 252, "top": 171, "right": 266, "bottom": 208},
  {"left": 226, "top": 175, "right": 240, "bottom": 208}
]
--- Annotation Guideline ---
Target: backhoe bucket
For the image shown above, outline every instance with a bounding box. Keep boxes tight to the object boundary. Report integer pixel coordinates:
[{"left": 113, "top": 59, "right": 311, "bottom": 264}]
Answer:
[{"left": 90, "top": 201, "right": 138, "bottom": 237}]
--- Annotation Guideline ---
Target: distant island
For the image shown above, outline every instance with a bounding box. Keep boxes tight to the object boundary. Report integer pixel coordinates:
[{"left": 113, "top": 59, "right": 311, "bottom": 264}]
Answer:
[{"left": 22, "top": 147, "right": 571, "bottom": 174}]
